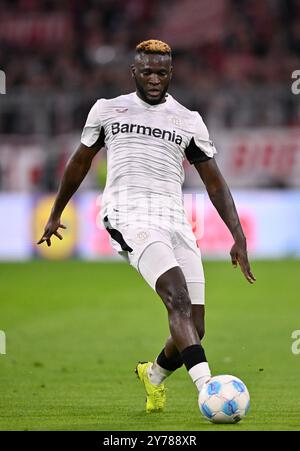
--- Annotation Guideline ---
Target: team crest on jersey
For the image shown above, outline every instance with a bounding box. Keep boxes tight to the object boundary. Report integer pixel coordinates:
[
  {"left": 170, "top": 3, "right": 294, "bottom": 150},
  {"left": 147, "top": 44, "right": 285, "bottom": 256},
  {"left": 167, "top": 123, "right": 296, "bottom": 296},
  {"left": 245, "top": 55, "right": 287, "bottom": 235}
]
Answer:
[
  {"left": 134, "top": 230, "right": 150, "bottom": 244},
  {"left": 169, "top": 116, "right": 182, "bottom": 127}
]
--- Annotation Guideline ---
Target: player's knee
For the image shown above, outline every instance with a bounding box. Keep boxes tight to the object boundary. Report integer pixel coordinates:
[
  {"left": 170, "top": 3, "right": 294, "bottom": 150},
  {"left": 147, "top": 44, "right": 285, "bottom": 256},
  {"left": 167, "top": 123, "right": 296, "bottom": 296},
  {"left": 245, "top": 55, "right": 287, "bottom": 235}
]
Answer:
[{"left": 162, "top": 285, "right": 192, "bottom": 318}]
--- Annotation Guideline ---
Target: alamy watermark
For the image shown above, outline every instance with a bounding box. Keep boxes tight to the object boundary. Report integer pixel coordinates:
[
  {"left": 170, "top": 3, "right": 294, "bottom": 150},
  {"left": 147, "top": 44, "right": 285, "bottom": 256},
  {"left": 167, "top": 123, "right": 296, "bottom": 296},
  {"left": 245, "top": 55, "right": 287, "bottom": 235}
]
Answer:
[
  {"left": 0, "top": 330, "right": 6, "bottom": 355},
  {"left": 0, "top": 70, "right": 6, "bottom": 94},
  {"left": 291, "top": 70, "right": 300, "bottom": 95},
  {"left": 95, "top": 189, "right": 205, "bottom": 239},
  {"left": 291, "top": 330, "right": 300, "bottom": 355}
]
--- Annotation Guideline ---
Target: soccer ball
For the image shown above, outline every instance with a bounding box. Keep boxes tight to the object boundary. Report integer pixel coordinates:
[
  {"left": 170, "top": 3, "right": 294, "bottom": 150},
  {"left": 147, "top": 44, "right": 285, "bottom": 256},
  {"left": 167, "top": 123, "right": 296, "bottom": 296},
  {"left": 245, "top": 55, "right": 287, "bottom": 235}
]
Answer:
[{"left": 199, "top": 375, "right": 250, "bottom": 424}]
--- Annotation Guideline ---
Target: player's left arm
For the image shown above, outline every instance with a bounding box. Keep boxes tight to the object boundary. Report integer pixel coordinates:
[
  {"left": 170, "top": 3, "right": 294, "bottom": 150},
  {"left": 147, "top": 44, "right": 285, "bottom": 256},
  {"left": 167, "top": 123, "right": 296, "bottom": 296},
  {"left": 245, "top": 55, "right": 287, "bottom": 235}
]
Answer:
[{"left": 195, "top": 158, "right": 256, "bottom": 284}]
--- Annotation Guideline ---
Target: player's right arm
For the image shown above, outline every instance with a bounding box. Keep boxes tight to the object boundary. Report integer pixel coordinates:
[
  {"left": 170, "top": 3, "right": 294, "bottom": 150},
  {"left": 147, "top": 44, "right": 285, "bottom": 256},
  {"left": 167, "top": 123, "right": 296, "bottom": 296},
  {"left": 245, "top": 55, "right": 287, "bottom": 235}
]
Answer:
[
  {"left": 37, "top": 142, "right": 101, "bottom": 247},
  {"left": 38, "top": 100, "right": 104, "bottom": 247}
]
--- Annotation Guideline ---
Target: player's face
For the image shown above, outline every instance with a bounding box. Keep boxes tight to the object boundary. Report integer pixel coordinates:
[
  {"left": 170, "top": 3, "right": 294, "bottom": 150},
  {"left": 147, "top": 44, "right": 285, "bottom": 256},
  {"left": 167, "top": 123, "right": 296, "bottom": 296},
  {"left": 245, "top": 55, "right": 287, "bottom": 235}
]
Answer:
[{"left": 131, "top": 53, "right": 172, "bottom": 105}]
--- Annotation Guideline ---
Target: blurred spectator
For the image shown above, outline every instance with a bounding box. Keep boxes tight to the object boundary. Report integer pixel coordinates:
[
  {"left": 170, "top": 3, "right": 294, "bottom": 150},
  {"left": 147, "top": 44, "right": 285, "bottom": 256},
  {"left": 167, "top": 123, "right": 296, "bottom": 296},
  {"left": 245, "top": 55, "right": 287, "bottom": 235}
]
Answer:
[
  {"left": 0, "top": 0, "right": 299, "bottom": 135},
  {"left": 0, "top": 0, "right": 300, "bottom": 193},
  {"left": 0, "top": 0, "right": 300, "bottom": 134}
]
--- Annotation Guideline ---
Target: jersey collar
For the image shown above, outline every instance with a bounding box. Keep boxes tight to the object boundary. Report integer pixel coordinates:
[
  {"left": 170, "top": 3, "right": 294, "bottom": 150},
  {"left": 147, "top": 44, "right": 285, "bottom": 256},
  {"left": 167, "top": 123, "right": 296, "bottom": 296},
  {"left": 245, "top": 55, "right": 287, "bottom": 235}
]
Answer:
[{"left": 133, "top": 92, "right": 171, "bottom": 110}]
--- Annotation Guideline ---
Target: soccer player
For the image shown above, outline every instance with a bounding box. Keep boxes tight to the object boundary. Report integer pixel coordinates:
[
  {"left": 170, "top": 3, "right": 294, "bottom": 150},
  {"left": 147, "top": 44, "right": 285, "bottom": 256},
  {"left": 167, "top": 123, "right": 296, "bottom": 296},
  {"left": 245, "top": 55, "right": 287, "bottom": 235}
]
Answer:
[{"left": 38, "top": 39, "right": 256, "bottom": 413}]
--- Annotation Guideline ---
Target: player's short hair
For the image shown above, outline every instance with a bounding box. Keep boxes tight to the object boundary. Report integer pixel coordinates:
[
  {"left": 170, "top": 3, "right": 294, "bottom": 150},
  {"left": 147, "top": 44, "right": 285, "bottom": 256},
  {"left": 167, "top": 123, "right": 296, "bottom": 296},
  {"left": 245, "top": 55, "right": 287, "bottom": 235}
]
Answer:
[{"left": 136, "top": 39, "right": 172, "bottom": 57}]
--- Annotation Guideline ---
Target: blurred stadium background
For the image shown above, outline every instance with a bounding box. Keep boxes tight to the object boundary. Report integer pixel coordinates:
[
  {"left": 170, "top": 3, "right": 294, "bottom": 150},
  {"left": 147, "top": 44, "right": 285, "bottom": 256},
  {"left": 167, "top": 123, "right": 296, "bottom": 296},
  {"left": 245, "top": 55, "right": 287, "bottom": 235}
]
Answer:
[
  {"left": 0, "top": 0, "right": 300, "bottom": 261},
  {"left": 1, "top": 0, "right": 300, "bottom": 432}
]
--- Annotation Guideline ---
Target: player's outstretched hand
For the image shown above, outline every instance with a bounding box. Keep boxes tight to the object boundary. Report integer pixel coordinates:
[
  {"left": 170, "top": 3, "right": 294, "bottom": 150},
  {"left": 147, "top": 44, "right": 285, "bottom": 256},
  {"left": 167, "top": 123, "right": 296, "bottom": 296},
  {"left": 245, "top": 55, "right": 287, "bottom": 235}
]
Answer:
[
  {"left": 230, "top": 240, "right": 256, "bottom": 284},
  {"left": 37, "top": 217, "right": 67, "bottom": 247}
]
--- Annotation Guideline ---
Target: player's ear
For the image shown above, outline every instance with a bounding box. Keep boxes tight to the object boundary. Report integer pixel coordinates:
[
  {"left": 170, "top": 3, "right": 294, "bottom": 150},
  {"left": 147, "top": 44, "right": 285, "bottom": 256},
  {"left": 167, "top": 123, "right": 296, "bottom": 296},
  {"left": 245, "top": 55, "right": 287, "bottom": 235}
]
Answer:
[
  {"left": 130, "top": 64, "right": 136, "bottom": 78},
  {"left": 170, "top": 65, "right": 173, "bottom": 80}
]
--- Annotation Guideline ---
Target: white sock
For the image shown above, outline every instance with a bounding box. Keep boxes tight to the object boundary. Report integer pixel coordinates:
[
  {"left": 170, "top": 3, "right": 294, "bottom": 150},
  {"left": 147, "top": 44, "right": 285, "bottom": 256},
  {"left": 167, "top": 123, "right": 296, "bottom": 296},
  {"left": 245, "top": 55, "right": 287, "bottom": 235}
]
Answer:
[
  {"left": 188, "top": 362, "right": 211, "bottom": 393},
  {"left": 147, "top": 360, "right": 173, "bottom": 385}
]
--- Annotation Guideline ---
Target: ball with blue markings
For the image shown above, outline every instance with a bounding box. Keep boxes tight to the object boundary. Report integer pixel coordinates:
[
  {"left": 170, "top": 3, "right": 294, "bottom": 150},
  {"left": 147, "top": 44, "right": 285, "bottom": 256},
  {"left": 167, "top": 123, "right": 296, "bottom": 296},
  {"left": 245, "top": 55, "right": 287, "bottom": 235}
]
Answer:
[{"left": 199, "top": 375, "right": 250, "bottom": 424}]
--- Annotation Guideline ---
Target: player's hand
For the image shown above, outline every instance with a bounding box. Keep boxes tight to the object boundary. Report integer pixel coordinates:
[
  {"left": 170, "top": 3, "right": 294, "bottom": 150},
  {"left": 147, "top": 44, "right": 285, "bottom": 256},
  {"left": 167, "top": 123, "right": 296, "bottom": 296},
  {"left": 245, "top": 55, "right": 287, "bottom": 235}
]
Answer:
[
  {"left": 37, "top": 217, "right": 67, "bottom": 247},
  {"left": 230, "top": 240, "right": 256, "bottom": 284}
]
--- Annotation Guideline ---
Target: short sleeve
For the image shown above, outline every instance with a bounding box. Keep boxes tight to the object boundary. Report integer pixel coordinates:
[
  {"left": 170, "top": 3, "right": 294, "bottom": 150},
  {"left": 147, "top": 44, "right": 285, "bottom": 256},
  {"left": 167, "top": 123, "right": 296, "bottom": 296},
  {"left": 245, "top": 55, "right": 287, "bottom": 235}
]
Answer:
[
  {"left": 81, "top": 100, "right": 104, "bottom": 147},
  {"left": 185, "top": 113, "right": 217, "bottom": 164}
]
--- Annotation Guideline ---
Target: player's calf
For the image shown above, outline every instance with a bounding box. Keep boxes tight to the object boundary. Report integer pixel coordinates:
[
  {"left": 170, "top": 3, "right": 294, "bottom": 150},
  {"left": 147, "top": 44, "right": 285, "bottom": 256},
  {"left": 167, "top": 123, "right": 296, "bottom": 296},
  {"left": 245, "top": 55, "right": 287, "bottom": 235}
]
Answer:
[{"left": 156, "top": 267, "right": 211, "bottom": 393}]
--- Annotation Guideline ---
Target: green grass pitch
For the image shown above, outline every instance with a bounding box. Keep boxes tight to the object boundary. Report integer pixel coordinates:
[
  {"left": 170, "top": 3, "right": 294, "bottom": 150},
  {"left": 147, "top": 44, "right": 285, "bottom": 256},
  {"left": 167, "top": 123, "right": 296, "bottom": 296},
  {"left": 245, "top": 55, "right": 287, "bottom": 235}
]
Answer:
[{"left": 0, "top": 259, "right": 299, "bottom": 431}]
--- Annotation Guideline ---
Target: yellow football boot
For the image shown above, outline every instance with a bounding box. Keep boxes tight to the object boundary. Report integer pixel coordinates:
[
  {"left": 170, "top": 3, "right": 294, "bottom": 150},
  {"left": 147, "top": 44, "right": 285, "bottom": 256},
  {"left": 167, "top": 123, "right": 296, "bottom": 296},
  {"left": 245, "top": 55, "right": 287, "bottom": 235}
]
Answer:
[{"left": 135, "top": 361, "right": 166, "bottom": 413}]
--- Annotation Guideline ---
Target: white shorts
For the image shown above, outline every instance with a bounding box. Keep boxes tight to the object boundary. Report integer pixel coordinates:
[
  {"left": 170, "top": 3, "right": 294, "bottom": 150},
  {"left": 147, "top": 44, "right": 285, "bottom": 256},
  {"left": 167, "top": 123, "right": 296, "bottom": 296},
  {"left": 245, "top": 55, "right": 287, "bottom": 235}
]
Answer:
[{"left": 103, "top": 215, "right": 205, "bottom": 305}]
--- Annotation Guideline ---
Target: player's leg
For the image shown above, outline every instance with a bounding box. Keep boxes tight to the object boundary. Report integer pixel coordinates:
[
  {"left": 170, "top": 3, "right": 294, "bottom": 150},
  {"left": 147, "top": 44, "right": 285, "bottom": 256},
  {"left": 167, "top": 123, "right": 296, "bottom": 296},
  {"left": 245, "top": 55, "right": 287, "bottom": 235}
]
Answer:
[
  {"left": 103, "top": 220, "right": 172, "bottom": 412},
  {"left": 105, "top": 223, "right": 209, "bottom": 410},
  {"left": 134, "top": 240, "right": 181, "bottom": 412},
  {"left": 154, "top": 267, "right": 211, "bottom": 394},
  {"left": 164, "top": 305, "right": 205, "bottom": 357},
  {"left": 148, "top": 305, "right": 204, "bottom": 385},
  {"left": 135, "top": 268, "right": 207, "bottom": 413},
  {"left": 135, "top": 241, "right": 202, "bottom": 352},
  {"left": 147, "top": 233, "right": 207, "bottom": 382},
  {"left": 135, "top": 241, "right": 210, "bottom": 405}
]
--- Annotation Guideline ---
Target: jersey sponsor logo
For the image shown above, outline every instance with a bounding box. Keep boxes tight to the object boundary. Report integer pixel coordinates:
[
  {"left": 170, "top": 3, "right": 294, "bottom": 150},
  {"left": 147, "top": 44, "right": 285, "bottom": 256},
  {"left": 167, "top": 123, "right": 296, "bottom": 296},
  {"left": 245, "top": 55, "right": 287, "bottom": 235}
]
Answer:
[
  {"left": 115, "top": 108, "right": 128, "bottom": 113},
  {"left": 111, "top": 122, "right": 183, "bottom": 145}
]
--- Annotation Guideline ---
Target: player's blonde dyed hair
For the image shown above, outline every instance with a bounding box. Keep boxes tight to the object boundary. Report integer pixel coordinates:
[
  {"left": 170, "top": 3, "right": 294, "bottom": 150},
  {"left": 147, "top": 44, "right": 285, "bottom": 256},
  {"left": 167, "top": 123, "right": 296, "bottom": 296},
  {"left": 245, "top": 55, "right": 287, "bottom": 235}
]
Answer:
[{"left": 136, "top": 39, "right": 172, "bottom": 56}]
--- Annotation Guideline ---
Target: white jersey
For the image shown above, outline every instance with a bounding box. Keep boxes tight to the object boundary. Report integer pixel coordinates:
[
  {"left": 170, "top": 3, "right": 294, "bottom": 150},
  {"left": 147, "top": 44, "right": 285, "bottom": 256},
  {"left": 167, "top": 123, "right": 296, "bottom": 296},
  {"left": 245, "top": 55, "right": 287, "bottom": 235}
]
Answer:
[{"left": 81, "top": 91, "right": 216, "bottom": 229}]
